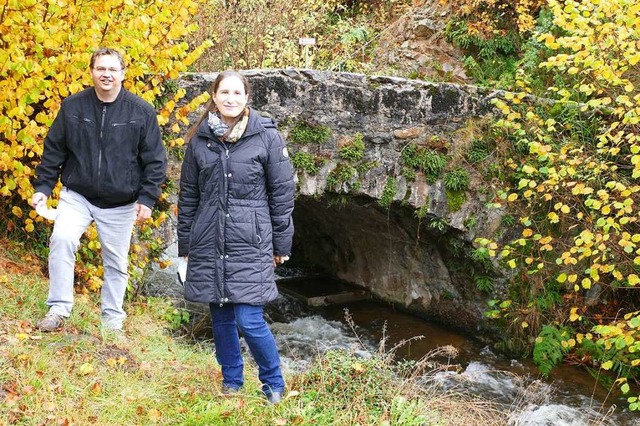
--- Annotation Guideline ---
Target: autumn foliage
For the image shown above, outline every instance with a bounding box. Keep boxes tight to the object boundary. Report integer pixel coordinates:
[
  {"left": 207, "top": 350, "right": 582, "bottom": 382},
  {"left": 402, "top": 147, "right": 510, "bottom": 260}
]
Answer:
[
  {"left": 0, "top": 0, "right": 212, "bottom": 289},
  {"left": 478, "top": 0, "right": 640, "bottom": 408}
]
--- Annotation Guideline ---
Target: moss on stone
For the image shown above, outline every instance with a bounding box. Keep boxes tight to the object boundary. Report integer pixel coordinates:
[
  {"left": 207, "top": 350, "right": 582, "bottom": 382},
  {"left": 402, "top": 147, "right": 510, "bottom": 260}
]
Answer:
[
  {"left": 414, "top": 204, "right": 430, "bottom": 219},
  {"left": 291, "top": 151, "right": 325, "bottom": 175},
  {"left": 326, "top": 163, "right": 357, "bottom": 191},
  {"left": 401, "top": 143, "right": 449, "bottom": 183},
  {"left": 446, "top": 189, "right": 466, "bottom": 212},
  {"left": 289, "top": 121, "right": 332, "bottom": 145},
  {"left": 339, "top": 132, "right": 366, "bottom": 162},
  {"left": 444, "top": 168, "right": 470, "bottom": 192},
  {"left": 378, "top": 176, "right": 398, "bottom": 208}
]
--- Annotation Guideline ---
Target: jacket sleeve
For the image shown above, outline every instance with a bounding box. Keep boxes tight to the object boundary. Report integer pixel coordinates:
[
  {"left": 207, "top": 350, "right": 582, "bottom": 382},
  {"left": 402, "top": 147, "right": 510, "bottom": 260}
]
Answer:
[
  {"left": 177, "top": 141, "right": 200, "bottom": 257},
  {"left": 265, "top": 129, "right": 295, "bottom": 256},
  {"left": 136, "top": 108, "right": 167, "bottom": 208},
  {"left": 33, "top": 103, "right": 69, "bottom": 196}
]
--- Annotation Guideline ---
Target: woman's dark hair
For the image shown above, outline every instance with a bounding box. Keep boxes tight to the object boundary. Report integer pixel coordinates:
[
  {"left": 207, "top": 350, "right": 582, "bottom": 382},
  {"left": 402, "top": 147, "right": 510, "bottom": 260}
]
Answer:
[{"left": 184, "top": 71, "right": 250, "bottom": 143}]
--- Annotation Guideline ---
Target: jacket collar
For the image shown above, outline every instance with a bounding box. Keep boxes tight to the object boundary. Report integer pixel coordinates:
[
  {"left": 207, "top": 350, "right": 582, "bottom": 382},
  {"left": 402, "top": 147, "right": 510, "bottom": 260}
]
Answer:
[
  {"left": 197, "top": 107, "right": 266, "bottom": 140},
  {"left": 92, "top": 86, "right": 125, "bottom": 105}
]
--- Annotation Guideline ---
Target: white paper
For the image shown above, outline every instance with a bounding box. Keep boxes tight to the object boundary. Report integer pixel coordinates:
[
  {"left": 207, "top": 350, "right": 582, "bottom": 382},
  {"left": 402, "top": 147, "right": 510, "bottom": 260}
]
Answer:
[
  {"left": 177, "top": 257, "right": 187, "bottom": 285},
  {"left": 35, "top": 203, "right": 58, "bottom": 221}
]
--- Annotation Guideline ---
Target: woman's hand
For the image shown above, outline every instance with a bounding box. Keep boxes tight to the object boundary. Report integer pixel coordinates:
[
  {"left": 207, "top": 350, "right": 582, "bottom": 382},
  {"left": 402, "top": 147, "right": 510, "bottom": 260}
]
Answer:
[{"left": 273, "top": 255, "right": 290, "bottom": 267}]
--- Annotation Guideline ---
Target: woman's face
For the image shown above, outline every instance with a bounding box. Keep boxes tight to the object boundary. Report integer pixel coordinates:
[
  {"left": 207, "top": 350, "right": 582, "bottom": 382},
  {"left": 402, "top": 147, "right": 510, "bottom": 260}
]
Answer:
[{"left": 213, "top": 76, "right": 249, "bottom": 123}]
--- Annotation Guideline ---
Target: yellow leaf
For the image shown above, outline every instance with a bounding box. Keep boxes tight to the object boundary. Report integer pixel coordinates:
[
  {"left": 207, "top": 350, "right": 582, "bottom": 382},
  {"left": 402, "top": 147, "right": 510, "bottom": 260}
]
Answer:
[
  {"left": 601, "top": 361, "right": 613, "bottom": 370},
  {"left": 78, "top": 363, "right": 95, "bottom": 376},
  {"left": 91, "top": 381, "right": 103, "bottom": 396},
  {"left": 11, "top": 206, "right": 22, "bottom": 217},
  {"left": 352, "top": 362, "right": 365, "bottom": 373},
  {"left": 570, "top": 307, "right": 581, "bottom": 322},
  {"left": 148, "top": 408, "right": 162, "bottom": 420}
]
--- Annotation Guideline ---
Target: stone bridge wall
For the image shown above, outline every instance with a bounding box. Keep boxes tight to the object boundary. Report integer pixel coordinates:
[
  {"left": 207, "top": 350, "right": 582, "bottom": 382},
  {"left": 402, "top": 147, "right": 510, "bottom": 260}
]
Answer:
[{"left": 171, "top": 70, "right": 507, "bottom": 334}]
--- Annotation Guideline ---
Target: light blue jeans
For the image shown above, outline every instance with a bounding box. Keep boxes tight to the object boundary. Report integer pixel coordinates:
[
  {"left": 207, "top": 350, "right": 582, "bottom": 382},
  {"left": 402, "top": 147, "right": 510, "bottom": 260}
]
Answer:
[
  {"left": 46, "top": 188, "right": 136, "bottom": 330},
  {"left": 210, "top": 303, "right": 285, "bottom": 396}
]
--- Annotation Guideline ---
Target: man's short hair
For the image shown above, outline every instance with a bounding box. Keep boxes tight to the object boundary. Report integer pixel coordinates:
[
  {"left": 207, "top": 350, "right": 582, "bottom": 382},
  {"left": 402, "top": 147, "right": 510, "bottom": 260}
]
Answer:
[{"left": 90, "top": 48, "right": 125, "bottom": 70}]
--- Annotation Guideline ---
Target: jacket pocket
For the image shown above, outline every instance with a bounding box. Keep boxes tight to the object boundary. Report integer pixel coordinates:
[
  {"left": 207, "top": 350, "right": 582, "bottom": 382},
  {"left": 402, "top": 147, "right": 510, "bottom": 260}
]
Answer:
[
  {"left": 69, "top": 114, "right": 96, "bottom": 150},
  {"left": 254, "top": 211, "right": 262, "bottom": 248},
  {"left": 111, "top": 119, "right": 142, "bottom": 152}
]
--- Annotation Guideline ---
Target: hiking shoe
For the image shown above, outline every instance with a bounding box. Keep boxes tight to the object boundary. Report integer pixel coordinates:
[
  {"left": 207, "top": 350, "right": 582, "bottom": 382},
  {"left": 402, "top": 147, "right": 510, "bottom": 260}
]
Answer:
[
  {"left": 36, "top": 313, "right": 65, "bottom": 332},
  {"left": 266, "top": 391, "right": 283, "bottom": 405},
  {"left": 221, "top": 386, "right": 241, "bottom": 395}
]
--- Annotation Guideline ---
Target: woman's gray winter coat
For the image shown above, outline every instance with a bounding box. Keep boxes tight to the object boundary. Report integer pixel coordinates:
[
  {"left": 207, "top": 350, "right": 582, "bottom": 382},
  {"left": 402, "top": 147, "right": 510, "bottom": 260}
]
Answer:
[{"left": 177, "top": 108, "right": 295, "bottom": 305}]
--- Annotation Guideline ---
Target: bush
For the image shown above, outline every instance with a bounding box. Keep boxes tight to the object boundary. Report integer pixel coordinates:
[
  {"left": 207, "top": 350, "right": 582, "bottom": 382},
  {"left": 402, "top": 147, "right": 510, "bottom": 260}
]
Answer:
[{"left": 0, "top": 0, "right": 212, "bottom": 291}]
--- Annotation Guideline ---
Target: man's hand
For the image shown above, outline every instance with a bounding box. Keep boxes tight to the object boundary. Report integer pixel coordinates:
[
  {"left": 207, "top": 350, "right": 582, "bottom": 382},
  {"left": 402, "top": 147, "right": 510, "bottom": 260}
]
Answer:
[
  {"left": 31, "top": 192, "right": 47, "bottom": 209},
  {"left": 135, "top": 203, "right": 152, "bottom": 223}
]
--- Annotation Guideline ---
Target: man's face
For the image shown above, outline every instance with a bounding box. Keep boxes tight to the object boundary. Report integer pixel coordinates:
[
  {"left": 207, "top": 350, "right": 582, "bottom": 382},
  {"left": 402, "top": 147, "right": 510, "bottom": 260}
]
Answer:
[{"left": 91, "top": 54, "right": 124, "bottom": 98}]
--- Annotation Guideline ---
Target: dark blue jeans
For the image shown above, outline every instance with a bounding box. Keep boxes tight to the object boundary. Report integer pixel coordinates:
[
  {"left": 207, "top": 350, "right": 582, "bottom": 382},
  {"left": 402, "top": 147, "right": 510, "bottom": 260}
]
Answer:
[{"left": 209, "top": 303, "right": 285, "bottom": 396}]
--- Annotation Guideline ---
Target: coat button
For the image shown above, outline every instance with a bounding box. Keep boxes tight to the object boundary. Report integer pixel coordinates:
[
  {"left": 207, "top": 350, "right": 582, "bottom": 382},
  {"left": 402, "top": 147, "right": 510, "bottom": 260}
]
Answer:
[{"left": 219, "top": 255, "right": 224, "bottom": 259}]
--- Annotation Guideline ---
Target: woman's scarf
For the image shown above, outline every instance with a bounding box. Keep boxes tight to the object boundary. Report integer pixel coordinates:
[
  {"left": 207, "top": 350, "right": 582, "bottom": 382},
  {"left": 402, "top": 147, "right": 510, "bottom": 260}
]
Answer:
[{"left": 207, "top": 108, "right": 249, "bottom": 143}]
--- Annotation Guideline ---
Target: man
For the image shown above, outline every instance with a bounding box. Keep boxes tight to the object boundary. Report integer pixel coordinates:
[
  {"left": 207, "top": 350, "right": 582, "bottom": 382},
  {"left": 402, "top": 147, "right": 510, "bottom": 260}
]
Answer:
[{"left": 31, "top": 47, "right": 167, "bottom": 332}]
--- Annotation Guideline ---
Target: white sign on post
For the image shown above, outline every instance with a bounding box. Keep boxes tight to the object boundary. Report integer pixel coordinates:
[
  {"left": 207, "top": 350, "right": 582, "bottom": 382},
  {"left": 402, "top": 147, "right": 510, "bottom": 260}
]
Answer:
[{"left": 299, "top": 37, "right": 316, "bottom": 68}]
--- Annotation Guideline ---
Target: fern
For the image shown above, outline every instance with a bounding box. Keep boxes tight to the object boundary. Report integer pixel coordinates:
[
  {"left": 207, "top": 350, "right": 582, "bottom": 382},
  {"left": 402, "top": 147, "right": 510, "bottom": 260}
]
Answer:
[{"left": 533, "top": 325, "right": 570, "bottom": 375}]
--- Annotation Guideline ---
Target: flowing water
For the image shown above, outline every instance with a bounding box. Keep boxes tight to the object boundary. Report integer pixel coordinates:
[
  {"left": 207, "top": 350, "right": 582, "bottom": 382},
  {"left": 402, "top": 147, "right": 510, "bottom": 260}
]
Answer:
[{"left": 267, "top": 275, "right": 640, "bottom": 426}]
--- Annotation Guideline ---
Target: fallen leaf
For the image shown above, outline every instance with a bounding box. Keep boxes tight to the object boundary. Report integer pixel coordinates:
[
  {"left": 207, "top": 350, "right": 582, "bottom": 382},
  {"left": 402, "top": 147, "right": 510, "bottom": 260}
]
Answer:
[
  {"left": 91, "top": 381, "right": 102, "bottom": 396},
  {"left": 148, "top": 408, "right": 162, "bottom": 420},
  {"left": 21, "top": 385, "right": 35, "bottom": 395},
  {"left": 78, "top": 363, "right": 94, "bottom": 375},
  {"left": 43, "top": 401, "right": 57, "bottom": 411}
]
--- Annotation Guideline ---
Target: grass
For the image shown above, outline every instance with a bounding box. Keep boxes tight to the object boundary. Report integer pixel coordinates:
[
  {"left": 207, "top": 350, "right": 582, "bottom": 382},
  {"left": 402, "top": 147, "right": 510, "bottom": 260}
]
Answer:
[{"left": 0, "top": 238, "right": 515, "bottom": 425}]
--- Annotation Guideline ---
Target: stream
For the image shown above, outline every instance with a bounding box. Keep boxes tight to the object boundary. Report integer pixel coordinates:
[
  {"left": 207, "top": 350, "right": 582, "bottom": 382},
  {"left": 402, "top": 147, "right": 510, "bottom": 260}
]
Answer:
[
  {"left": 149, "top": 244, "right": 639, "bottom": 425},
  {"left": 265, "top": 275, "right": 640, "bottom": 426}
]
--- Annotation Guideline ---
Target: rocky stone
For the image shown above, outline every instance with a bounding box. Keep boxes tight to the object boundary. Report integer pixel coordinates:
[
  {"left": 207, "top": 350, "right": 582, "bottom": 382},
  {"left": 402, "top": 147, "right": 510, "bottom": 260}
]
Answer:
[{"left": 370, "top": 2, "right": 469, "bottom": 83}]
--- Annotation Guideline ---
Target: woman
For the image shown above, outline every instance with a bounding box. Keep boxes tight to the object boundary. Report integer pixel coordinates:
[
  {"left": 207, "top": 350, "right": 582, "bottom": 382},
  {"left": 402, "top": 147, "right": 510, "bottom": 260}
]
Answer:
[{"left": 177, "top": 71, "right": 294, "bottom": 404}]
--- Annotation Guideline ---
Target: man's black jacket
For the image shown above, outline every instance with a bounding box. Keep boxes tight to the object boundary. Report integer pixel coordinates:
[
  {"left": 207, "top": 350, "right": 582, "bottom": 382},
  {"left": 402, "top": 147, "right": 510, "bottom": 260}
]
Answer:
[{"left": 34, "top": 87, "right": 166, "bottom": 208}]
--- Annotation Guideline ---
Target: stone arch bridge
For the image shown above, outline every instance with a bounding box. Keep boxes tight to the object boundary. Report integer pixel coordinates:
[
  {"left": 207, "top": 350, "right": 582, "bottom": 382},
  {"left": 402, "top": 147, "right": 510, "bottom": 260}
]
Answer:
[{"left": 174, "top": 69, "right": 506, "bottom": 334}]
